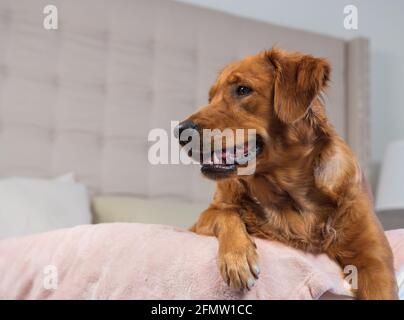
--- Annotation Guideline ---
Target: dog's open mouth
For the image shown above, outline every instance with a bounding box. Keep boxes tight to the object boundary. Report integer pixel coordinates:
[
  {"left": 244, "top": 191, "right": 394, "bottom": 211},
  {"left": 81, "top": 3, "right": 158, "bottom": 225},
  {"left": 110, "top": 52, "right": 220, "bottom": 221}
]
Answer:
[{"left": 199, "top": 135, "right": 264, "bottom": 178}]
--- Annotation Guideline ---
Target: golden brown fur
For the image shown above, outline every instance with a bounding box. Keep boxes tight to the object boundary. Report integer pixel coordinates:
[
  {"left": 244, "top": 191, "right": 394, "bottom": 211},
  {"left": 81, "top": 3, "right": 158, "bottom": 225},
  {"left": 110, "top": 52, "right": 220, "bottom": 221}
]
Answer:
[{"left": 181, "top": 48, "right": 398, "bottom": 299}]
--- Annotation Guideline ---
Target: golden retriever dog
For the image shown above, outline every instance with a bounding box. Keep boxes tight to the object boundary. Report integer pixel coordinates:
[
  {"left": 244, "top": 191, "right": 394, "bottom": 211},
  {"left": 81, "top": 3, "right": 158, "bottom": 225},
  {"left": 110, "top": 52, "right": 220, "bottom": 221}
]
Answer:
[{"left": 175, "top": 48, "right": 398, "bottom": 299}]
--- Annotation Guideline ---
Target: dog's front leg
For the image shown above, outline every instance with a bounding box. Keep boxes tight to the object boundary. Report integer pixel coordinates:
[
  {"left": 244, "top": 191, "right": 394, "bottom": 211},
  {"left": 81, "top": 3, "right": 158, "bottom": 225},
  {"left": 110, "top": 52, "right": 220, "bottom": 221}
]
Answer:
[
  {"left": 330, "top": 203, "right": 398, "bottom": 300},
  {"left": 190, "top": 208, "right": 259, "bottom": 290},
  {"left": 337, "top": 249, "right": 398, "bottom": 300}
]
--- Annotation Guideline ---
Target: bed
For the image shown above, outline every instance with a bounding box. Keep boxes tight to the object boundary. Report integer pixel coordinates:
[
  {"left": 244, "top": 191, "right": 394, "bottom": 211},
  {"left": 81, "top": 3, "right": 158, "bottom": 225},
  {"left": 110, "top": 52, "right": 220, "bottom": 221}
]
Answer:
[{"left": 0, "top": 0, "right": 387, "bottom": 300}]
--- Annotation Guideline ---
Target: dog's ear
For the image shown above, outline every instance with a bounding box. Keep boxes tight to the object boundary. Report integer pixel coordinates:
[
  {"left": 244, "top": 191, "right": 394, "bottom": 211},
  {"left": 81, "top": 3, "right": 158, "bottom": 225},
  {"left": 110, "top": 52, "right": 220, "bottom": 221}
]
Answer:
[{"left": 266, "top": 49, "right": 330, "bottom": 123}]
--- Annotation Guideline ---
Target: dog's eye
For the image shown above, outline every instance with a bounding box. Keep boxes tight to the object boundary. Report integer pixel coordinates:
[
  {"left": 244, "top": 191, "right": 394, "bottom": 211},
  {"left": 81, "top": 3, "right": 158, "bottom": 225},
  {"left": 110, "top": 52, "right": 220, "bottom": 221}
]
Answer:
[{"left": 236, "top": 85, "right": 253, "bottom": 96}]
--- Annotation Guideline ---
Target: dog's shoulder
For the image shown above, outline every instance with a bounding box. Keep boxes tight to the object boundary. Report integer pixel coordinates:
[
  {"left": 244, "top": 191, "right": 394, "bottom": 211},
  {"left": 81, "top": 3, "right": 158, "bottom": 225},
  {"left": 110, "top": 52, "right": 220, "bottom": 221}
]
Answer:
[{"left": 314, "top": 136, "right": 361, "bottom": 196}]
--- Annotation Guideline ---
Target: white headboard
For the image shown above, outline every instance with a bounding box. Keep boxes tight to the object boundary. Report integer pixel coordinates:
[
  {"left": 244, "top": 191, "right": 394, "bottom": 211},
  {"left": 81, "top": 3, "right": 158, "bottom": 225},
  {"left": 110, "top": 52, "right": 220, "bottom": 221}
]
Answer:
[{"left": 0, "top": 0, "right": 369, "bottom": 203}]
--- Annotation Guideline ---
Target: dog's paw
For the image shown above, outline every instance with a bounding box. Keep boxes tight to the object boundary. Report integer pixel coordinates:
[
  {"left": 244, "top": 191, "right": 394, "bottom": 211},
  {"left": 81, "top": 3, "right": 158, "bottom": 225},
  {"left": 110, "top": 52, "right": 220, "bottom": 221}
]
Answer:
[{"left": 218, "top": 240, "right": 260, "bottom": 291}]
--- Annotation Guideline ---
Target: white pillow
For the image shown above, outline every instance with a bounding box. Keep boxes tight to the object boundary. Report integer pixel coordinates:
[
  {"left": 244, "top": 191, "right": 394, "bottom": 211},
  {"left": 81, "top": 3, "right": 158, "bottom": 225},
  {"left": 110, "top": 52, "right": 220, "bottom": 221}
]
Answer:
[
  {"left": 92, "top": 196, "right": 206, "bottom": 229},
  {"left": 0, "top": 175, "right": 91, "bottom": 239}
]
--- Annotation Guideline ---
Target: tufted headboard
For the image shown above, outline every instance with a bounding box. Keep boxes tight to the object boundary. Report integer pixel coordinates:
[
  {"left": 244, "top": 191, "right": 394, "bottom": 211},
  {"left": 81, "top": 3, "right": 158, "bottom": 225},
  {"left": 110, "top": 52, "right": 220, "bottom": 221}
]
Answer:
[{"left": 0, "top": 0, "right": 369, "bottom": 204}]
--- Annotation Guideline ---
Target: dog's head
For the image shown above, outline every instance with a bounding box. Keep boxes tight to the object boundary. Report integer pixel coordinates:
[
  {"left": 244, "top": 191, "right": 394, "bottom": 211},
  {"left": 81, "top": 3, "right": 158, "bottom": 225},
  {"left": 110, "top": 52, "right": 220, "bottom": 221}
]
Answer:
[{"left": 175, "top": 48, "right": 331, "bottom": 180}]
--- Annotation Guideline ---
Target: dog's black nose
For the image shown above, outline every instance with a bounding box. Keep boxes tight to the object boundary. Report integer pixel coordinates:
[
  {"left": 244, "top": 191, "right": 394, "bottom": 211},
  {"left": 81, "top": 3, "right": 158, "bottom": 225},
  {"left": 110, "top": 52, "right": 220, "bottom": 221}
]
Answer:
[{"left": 174, "top": 120, "right": 198, "bottom": 145}]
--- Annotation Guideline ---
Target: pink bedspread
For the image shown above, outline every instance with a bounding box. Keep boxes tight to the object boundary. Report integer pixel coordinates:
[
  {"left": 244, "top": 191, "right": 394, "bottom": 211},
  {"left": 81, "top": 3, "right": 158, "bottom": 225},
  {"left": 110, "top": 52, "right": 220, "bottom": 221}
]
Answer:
[{"left": 0, "top": 223, "right": 403, "bottom": 299}]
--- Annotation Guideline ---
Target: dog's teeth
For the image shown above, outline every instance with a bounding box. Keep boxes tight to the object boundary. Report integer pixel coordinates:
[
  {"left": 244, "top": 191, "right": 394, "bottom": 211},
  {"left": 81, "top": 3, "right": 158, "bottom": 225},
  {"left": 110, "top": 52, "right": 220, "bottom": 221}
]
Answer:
[
  {"left": 226, "top": 151, "right": 235, "bottom": 164},
  {"left": 213, "top": 151, "right": 221, "bottom": 164},
  {"left": 203, "top": 155, "right": 213, "bottom": 164},
  {"left": 235, "top": 148, "right": 244, "bottom": 158}
]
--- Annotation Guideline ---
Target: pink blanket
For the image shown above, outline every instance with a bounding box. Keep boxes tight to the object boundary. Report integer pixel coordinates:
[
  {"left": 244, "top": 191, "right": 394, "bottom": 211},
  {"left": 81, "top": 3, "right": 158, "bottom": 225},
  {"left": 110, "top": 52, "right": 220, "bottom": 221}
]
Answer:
[{"left": 0, "top": 223, "right": 403, "bottom": 299}]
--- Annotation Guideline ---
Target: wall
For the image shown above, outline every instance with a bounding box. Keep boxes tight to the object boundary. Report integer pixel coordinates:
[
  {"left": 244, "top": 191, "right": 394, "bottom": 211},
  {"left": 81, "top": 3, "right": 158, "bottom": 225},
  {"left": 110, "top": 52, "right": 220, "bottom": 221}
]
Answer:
[{"left": 176, "top": 0, "right": 404, "bottom": 188}]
